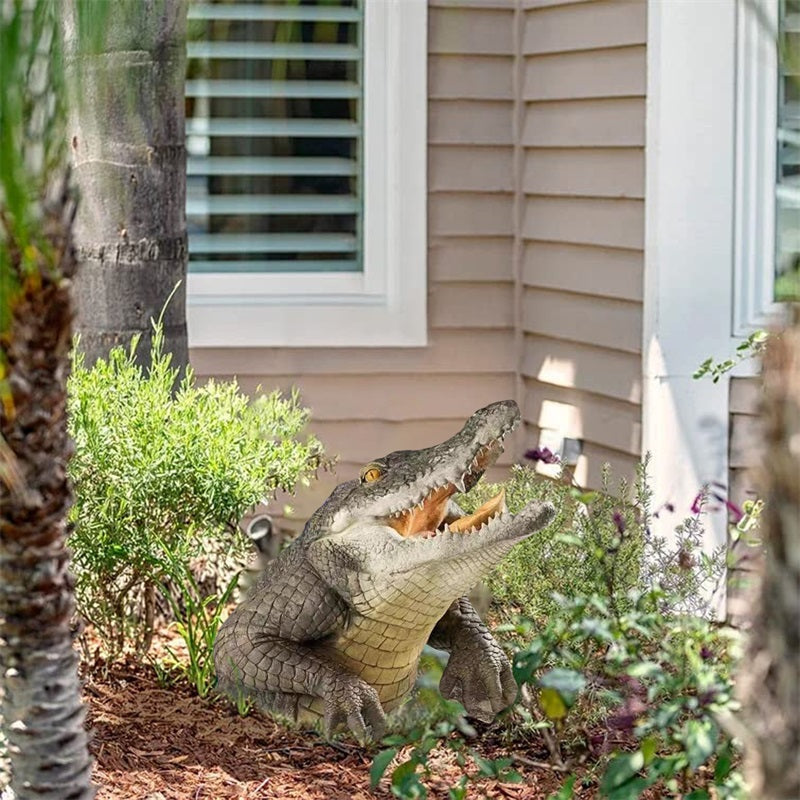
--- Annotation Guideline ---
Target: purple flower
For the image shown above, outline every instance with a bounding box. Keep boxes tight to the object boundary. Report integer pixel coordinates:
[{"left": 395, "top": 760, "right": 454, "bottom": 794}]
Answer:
[
  {"left": 698, "top": 689, "right": 718, "bottom": 707},
  {"left": 690, "top": 492, "right": 705, "bottom": 515},
  {"left": 711, "top": 492, "right": 744, "bottom": 524},
  {"left": 525, "top": 446, "right": 559, "bottom": 464},
  {"left": 724, "top": 499, "right": 744, "bottom": 524},
  {"left": 612, "top": 510, "right": 626, "bottom": 535},
  {"left": 700, "top": 645, "right": 714, "bottom": 661}
]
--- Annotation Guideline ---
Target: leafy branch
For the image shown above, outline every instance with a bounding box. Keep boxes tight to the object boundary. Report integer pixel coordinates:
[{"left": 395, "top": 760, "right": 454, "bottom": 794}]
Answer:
[{"left": 693, "top": 330, "right": 770, "bottom": 383}]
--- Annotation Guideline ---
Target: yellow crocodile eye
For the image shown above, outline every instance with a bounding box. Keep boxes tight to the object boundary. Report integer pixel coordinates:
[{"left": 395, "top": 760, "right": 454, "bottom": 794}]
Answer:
[{"left": 361, "top": 465, "right": 383, "bottom": 483}]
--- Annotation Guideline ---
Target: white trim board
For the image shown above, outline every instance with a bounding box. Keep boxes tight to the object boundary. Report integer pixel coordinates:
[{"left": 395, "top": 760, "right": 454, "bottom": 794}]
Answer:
[
  {"left": 186, "top": 0, "right": 428, "bottom": 348},
  {"left": 643, "top": 0, "right": 790, "bottom": 602},
  {"left": 643, "top": 0, "right": 753, "bottom": 579},
  {"left": 733, "top": 0, "right": 782, "bottom": 334}
]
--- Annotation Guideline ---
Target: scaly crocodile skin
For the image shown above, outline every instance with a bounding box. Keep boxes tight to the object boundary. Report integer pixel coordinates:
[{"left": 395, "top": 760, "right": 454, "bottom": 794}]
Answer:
[{"left": 214, "top": 400, "right": 555, "bottom": 740}]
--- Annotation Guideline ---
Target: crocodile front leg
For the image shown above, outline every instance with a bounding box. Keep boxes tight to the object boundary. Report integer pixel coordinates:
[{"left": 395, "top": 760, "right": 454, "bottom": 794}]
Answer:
[
  {"left": 428, "top": 597, "right": 518, "bottom": 722},
  {"left": 215, "top": 622, "right": 386, "bottom": 741},
  {"left": 214, "top": 552, "right": 387, "bottom": 741}
]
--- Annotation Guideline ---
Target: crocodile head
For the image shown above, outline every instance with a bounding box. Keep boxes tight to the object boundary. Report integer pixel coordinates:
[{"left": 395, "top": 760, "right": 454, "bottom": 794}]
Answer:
[{"left": 304, "top": 400, "right": 556, "bottom": 610}]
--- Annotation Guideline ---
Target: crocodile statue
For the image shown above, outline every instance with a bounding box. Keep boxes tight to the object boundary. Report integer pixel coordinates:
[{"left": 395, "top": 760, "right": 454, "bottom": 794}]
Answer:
[{"left": 214, "top": 399, "right": 555, "bottom": 740}]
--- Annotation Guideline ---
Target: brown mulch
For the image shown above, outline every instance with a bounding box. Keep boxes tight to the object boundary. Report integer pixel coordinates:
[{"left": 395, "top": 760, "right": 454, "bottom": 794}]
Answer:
[{"left": 82, "top": 658, "right": 579, "bottom": 800}]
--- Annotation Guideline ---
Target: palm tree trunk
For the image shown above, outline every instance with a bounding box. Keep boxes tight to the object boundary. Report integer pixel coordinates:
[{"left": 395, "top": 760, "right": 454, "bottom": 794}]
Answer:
[
  {"left": 0, "top": 178, "right": 95, "bottom": 799},
  {"left": 64, "top": 0, "right": 189, "bottom": 371},
  {"left": 740, "top": 308, "right": 800, "bottom": 799}
]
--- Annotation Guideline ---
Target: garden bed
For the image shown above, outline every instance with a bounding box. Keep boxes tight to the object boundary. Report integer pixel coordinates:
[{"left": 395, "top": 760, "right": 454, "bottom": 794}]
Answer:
[{"left": 83, "top": 656, "right": 575, "bottom": 800}]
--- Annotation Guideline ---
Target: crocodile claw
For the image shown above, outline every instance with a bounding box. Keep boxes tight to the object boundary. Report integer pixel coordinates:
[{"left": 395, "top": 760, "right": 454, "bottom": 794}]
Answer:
[
  {"left": 440, "top": 639, "right": 518, "bottom": 722},
  {"left": 323, "top": 675, "right": 387, "bottom": 743}
]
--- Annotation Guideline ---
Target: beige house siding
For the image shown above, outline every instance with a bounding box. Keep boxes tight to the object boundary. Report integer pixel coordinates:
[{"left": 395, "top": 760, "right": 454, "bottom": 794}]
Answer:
[
  {"left": 190, "top": 0, "right": 648, "bottom": 527},
  {"left": 520, "top": 0, "right": 646, "bottom": 486},
  {"left": 727, "top": 376, "right": 763, "bottom": 622},
  {"left": 190, "top": 0, "right": 519, "bottom": 529},
  {"left": 729, "top": 376, "right": 763, "bottom": 507}
]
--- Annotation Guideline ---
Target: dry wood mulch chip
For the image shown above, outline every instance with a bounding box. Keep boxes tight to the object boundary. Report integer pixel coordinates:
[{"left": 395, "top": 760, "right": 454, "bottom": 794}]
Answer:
[{"left": 82, "top": 660, "right": 578, "bottom": 800}]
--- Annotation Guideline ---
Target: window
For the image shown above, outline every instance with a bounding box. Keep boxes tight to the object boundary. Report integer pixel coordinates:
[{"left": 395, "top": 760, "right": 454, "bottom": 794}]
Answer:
[
  {"left": 734, "top": 0, "right": 800, "bottom": 330},
  {"left": 775, "top": 0, "right": 800, "bottom": 301},
  {"left": 185, "top": 0, "right": 427, "bottom": 348}
]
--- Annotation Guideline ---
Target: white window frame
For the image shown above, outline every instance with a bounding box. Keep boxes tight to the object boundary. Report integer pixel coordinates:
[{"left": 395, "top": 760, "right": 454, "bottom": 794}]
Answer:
[
  {"left": 642, "top": 0, "right": 785, "bottom": 577},
  {"left": 186, "top": 0, "right": 428, "bottom": 348},
  {"left": 733, "top": 0, "right": 783, "bottom": 335}
]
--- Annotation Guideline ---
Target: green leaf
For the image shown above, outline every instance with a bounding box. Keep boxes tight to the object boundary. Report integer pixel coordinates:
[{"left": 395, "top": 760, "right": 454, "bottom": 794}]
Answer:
[
  {"left": 472, "top": 755, "right": 523, "bottom": 784},
  {"left": 391, "top": 760, "right": 427, "bottom": 800},
  {"left": 600, "top": 752, "right": 645, "bottom": 796},
  {"left": 684, "top": 792, "right": 710, "bottom": 800},
  {"left": 382, "top": 734, "right": 410, "bottom": 746},
  {"left": 606, "top": 777, "right": 649, "bottom": 800},
  {"left": 570, "top": 488, "right": 600, "bottom": 505},
  {"left": 626, "top": 661, "right": 663, "bottom": 679},
  {"left": 473, "top": 755, "right": 509, "bottom": 777},
  {"left": 579, "top": 617, "right": 614, "bottom": 642},
  {"left": 683, "top": 719, "right": 718, "bottom": 770},
  {"left": 539, "top": 668, "right": 586, "bottom": 706},
  {"left": 640, "top": 737, "right": 658, "bottom": 765},
  {"left": 645, "top": 755, "right": 675, "bottom": 782},
  {"left": 513, "top": 648, "right": 543, "bottom": 685},
  {"left": 448, "top": 776, "right": 468, "bottom": 800},
  {"left": 714, "top": 744, "right": 733, "bottom": 783},
  {"left": 547, "top": 775, "right": 576, "bottom": 800},
  {"left": 539, "top": 687, "right": 568, "bottom": 720},
  {"left": 370, "top": 747, "right": 398, "bottom": 789}
]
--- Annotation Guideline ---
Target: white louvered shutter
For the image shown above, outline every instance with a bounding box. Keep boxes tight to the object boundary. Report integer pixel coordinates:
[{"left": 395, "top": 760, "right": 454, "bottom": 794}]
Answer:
[{"left": 186, "top": 1, "right": 363, "bottom": 275}]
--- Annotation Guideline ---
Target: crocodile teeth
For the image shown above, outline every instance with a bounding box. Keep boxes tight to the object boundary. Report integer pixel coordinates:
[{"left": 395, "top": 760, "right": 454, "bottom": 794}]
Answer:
[{"left": 446, "top": 489, "right": 506, "bottom": 534}]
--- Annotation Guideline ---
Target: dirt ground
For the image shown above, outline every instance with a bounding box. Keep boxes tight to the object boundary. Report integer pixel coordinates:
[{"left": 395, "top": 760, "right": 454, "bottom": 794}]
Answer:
[{"left": 83, "top": 658, "right": 583, "bottom": 800}]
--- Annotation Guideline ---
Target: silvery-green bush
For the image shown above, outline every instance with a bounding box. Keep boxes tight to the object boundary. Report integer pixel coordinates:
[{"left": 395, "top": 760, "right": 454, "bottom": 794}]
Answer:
[
  {"left": 459, "top": 458, "right": 726, "bottom": 625},
  {"left": 67, "top": 324, "right": 327, "bottom": 657},
  {"left": 459, "top": 463, "right": 645, "bottom": 625}
]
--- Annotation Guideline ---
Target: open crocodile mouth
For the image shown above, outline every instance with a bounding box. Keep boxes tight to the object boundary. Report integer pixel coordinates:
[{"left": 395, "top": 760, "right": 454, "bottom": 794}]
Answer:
[{"left": 384, "top": 437, "right": 509, "bottom": 540}]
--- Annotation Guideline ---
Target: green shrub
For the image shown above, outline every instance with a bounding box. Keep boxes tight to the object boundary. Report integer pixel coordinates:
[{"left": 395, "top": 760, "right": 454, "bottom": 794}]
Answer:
[
  {"left": 513, "top": 588, "right": 745, "bottom": 799},
  {"left": 458, "top": 463, "right": 646, "bottom": 626},
  {"left": 482, "top": 461, "right": 741, "bottom": 798},
  {"left": 67, "top": 324, "right": 327, "bottom": 658},
  {"left": 157, "top": 543, "right": 240, "bottom": 699},
  {"left": 371, "top": 686, "right": 523, "bottom": 800},
  {"left": 374, "top": 459, "right": 745, "bottom": 799}
]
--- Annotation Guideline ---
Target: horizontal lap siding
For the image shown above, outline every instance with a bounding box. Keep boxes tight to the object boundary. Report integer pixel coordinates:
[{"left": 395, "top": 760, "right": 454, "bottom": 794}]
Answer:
[
  {"left": 522, "top": 98, "right": 645, "bottom": 147},
  {"left": 521, "top": 0, "right": 646, "bottom": 485},
  {"left": 727, "top": 380, "right": 763, "bottom": 618},
  {"left": 190, "top": 1, "right": 517, "bottom": 529},
  {"left": 234, "top": 373, "right": 517, "bottom": 423},
  {"left": 729, "top": 377, "right": 763, "bottom": 506},
  {"left": 524, "top": 149, "right": 644, "bottom": 199},
  {"left": 522, "top": 243, "right": 642, "bottom": 301},
  {"left": 522, "top": 290, "right": 642, "bottom": 354},
  {"left": 522, "top": 335, "right": 642, "bottom": 404}
]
